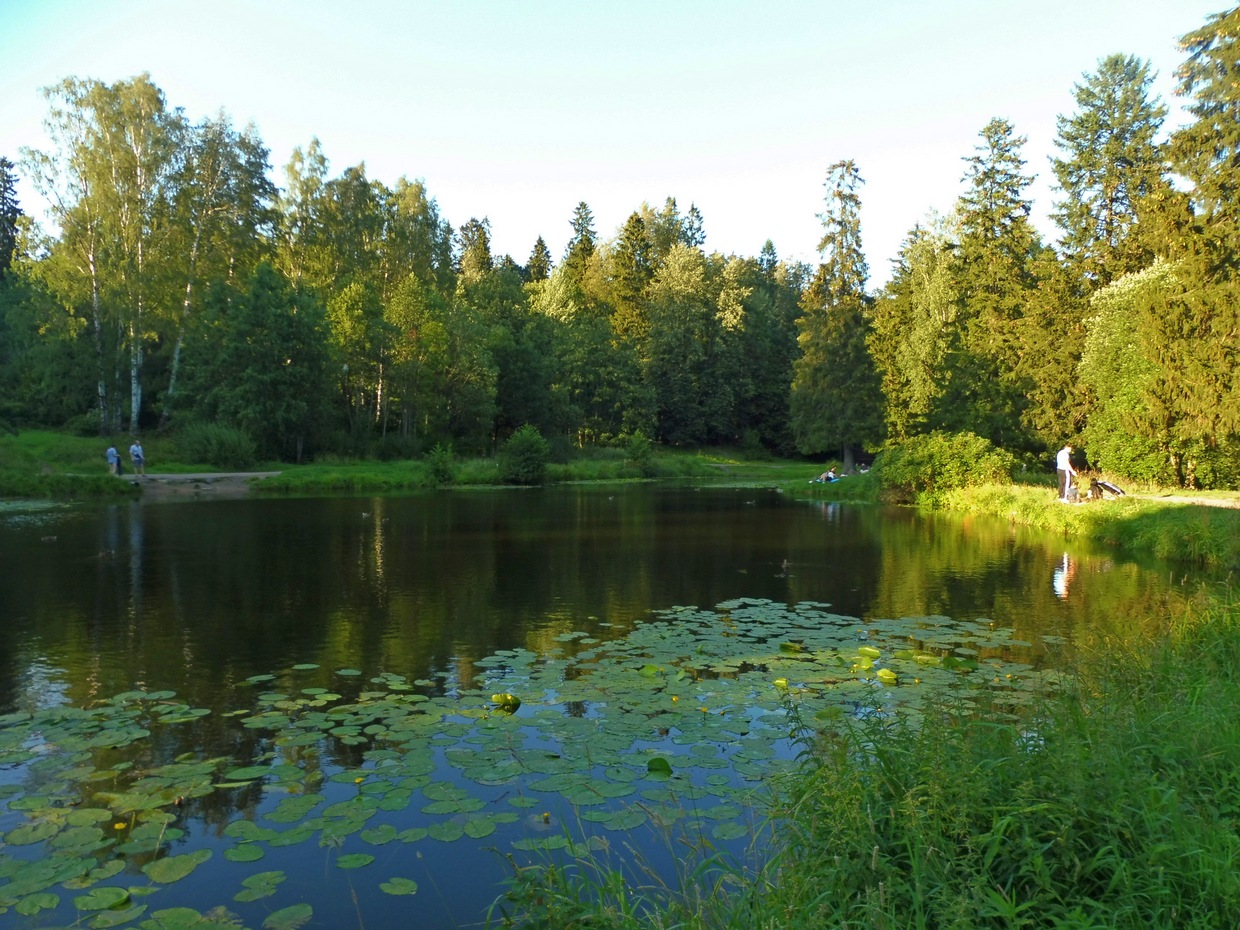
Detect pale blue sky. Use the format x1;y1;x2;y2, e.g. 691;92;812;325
0;0;1224;284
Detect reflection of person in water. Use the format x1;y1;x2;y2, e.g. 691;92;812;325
1053;553;1077;600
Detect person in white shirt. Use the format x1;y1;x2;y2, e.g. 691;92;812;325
1056;444;1076;502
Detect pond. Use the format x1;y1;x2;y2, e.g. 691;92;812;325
0;487;1207;929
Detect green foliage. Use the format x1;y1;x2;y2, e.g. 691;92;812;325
174;422;257;469
1051;53;1167;286
427;442;454;485
498;424;550;485
0;156;20;279
623;430;654;477
373;432;417;461
186;264;332;462
791;161;884;460
759;592;1240;930
872;431;1018;504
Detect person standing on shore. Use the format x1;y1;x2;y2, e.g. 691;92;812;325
106;444;119;475
129;439;146;476
1056;443;1076;502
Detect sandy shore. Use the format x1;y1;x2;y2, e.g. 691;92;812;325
125;472;281;500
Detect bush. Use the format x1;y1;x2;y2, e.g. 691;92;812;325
624;430;655;477
872;431;1017;505
498;425;550;485
427;443;455;486
174;422;257;469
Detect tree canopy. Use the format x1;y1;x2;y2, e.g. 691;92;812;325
2;7;1239;488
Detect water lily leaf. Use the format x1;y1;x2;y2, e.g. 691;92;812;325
263;903;313;930
138;907;237;929
361;824;398;845
647;757;673;776
335;668;362;677
5;821;59;845
379;877;418;896
15;892;59;916
335;853;374;869
490;692;521;712
224;844;265;862
426;820;465;842
224;765;269;780
234;871;285;902
463;816;496;838
74;886;130;911
711;821;750;841
142;849;211;884
292;664;319;670
90;903;148;927
224;821;278;843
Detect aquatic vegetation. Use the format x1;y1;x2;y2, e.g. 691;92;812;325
0;601;1056;927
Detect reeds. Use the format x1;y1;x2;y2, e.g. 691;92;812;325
493;587;1240;929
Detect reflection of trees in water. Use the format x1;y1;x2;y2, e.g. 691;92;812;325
1;491;1210;775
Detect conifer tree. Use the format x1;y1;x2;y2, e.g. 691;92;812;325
954;118;1044;450
610;212;653;344
456;217;493;286
758;240;778;276
562;201;596;285
526;236;551;282
683;203;706;248
1052;54;1168;287
0;156;20;280
790;160;883;467
1170;7;1240;240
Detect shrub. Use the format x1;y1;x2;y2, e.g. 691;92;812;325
498;425;550;485
624;430;655;477
872;431;1017;505
174;422;257;469
427;442;455;486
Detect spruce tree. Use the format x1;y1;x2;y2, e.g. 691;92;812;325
954;118;1043;450
1052;54;1168;287
0;157;20;280
1170;7;1240;241
526;236;551;282
610;212;653;343
456;217;493;286
683;203;706;248
562;201;596;285
789;160;883;466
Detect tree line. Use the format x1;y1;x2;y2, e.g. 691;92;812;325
0;7;1237;487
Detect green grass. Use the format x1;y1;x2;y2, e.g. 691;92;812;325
940;483;1240;568
493;587;1240;930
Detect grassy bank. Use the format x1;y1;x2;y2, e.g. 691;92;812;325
939;483;1240;569
5;429;1238;571
493;587;1240;929
0;429;816;497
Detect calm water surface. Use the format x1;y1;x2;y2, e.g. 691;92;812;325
0;487;1206;928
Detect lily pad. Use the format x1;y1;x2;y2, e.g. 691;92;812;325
263;903;314;930
143;849;211;884
379;877;419;895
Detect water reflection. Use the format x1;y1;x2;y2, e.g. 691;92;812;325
0;489;1220;930
0;489;1213;719
1053;553;1077;600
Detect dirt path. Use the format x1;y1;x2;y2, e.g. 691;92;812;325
126;472;280;500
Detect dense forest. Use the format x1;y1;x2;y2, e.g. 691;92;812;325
0;8;1237;487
